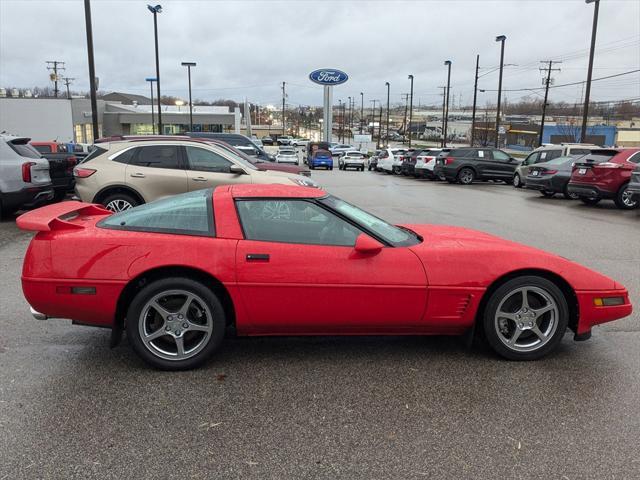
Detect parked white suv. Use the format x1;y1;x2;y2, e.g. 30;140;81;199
0;135;53;217
415;148;444;179
338;151;366;171
378;148;408;174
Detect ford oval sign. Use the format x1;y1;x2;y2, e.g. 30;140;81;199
309;69;349;86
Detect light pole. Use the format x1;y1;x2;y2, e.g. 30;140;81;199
385;82;390;147
470;54;479;146
83;0;99;141
360;92;364;133
407;75;414;148
147;4;163;134
181;62;196;132
145;77;157;134
581;0;600;143
444;61;452;148
495;35;506;147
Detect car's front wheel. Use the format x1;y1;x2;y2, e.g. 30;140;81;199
483;276;568;361
126;277;226;370
513;173;522;188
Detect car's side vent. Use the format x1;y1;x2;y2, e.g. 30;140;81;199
456;295;472;317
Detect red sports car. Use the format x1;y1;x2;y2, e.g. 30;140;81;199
18;185;632;370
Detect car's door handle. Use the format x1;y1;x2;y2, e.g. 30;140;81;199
130;172;145;178
192;176;208;182
246;253;270;262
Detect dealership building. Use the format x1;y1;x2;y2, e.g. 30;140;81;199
0;92;242;143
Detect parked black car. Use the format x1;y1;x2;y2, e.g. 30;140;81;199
524;156;580;199
628;165;640;201
261;136;274;146
30;142;80;201
433;147;520;184
400;149;423;176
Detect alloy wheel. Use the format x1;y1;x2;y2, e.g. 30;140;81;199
105;199;133;212
494;286;559;353
138;289;213;361
621;189;638;208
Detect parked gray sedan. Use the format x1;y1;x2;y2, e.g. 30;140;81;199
524;156;580;199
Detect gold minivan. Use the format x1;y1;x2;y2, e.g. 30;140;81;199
74;138;318;211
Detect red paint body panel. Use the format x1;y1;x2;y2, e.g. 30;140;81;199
19;185;633;341
569;149;640;196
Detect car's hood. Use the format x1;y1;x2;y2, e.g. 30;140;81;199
402;224;617;290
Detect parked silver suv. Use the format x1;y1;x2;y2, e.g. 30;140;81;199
0;135;53;217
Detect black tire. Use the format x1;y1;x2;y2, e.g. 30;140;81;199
541;190;555;198
513;173;522;188
614;183;639;210
329;167;333;170
126;277;226;370
457;167;475;185
563;183;579;200
580;196;600;206
483;276;569;361
101;191;140;212
368;165;372;171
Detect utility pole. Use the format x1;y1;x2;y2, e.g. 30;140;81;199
370;99;378;143
83;0;99;141
46;61;65;98
338;99;343;142
539;60;562;147
282;81;286;135
385;82;390;147
470;54;480;146
408;75;414;147
581;0;600;142
443;62;452;150
495;35;507;147
401;93;409;145
360;92;364;133
439;86;447;147
62;77;75;99
378;105;383;149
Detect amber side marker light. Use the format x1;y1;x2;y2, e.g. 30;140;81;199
594;297;625;307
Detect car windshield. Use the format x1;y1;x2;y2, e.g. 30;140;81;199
319;195;421;247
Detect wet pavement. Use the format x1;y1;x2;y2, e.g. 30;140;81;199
1;169;638;479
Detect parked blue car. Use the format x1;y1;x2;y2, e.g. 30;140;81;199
309;149;334;170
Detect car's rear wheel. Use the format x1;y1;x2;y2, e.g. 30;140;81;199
483;276;568;361
614;183;639;210
102;192;140;212
457;168;475;185
563;183;579;200
126;277;226;370
580;196;600;206
513;173;522;188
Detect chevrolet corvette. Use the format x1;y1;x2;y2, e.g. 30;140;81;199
18;185;632;370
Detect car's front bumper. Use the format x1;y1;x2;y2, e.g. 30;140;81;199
575;288;633;336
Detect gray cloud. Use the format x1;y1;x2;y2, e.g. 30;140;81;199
1;0;638;108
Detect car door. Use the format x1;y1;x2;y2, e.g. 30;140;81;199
520;152;539;177
125;145;188;202
234;198;428;334
487;149;516;178
184;145;250;191
469;149;492;177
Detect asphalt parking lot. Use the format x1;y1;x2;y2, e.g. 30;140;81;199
1;170;639;479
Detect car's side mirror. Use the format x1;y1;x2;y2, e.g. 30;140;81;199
230;164;246;175
354;234;383;254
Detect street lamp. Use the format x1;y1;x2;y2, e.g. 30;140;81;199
181;61;196;132
83;0;99;142
145;77;157;134
385;82;390;147
443;61;452;147
495;34;506;147
147;4;163;134
581;0;600;143
407;75;414;147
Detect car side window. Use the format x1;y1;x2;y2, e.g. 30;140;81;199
186;146;233;173
236;199;363;247
523;152;538;166
99;189;213;236
540;150;562;161
112;147;138;164
627;152;640;164
492;150;511;162
130;146;181;169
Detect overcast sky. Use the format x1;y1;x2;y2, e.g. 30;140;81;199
1;0;638;109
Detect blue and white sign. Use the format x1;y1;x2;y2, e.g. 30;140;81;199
309;69;349;86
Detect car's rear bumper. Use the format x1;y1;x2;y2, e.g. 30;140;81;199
525;176;564;193
433;164;456;180
343;162;364;168
1;185;54;211
310;160;333;168
567;183;615;199
575;288;633;336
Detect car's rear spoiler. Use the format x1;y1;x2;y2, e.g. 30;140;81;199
16;201;111;232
